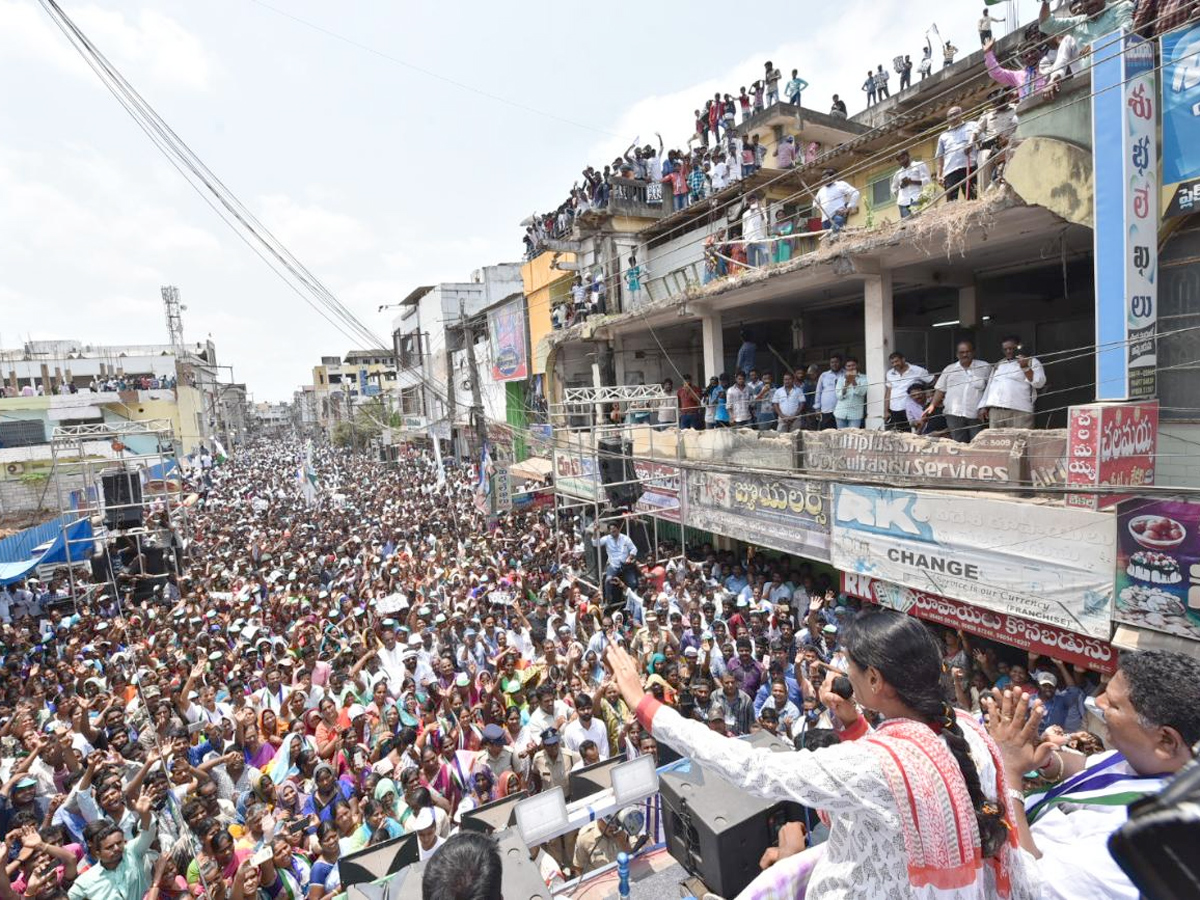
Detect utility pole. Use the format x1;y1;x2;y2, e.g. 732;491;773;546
442;328;457;458
460;299;488;457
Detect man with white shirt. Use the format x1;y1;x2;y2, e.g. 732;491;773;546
815;355;844;430
772;371;805;432
926;340;992;442
883;351;929;431
251;666;289;714
935;106;980;201
814;168;860;233
562;693;611;759
979;335;1046;429
726;371;753;427
890;150;931;219
376;620;409;696
741;195;768;268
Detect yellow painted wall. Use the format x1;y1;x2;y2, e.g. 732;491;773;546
172;387;206;454
522;252;575;376
847;136;940;227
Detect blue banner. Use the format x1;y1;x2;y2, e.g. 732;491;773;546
1161;23;1200;216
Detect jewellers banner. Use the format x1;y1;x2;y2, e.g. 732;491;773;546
831;485;1116;638
842;573;1117;673
685;471;830;562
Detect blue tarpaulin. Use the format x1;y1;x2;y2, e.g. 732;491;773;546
0;517;93;585
142;459;179;483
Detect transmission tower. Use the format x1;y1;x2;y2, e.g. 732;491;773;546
162;285;185;350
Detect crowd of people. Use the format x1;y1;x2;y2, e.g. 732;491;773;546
3;375;178;398
638;331;1046;439
0;433;1194;900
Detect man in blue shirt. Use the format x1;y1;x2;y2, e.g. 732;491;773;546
1036;669;1085;734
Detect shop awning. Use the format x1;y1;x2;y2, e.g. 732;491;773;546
509;456;553;481
1112;624;1200;660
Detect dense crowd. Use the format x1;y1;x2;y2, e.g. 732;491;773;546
0;436;1196;900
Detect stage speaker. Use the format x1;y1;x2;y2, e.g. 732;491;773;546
339;833;418;887
101;470;143;529
144;546;168;575
355;828;551;900
659;731;804;898
568;755;627;803
459;791;528;834
598;437;643;508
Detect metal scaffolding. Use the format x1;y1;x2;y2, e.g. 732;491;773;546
549;385;683;601
48;419;191;609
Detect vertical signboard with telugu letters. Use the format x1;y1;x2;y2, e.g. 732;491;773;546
1093;32;1157;401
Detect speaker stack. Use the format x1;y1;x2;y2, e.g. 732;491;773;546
100;470;143;530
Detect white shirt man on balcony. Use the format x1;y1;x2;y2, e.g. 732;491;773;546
926;340;992;443
979;335;1046;429
890;149;931;219
814;168;860;233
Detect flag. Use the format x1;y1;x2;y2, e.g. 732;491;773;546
297;441;319;506
478;443;493;495
430;426;446;491
212;439;229;464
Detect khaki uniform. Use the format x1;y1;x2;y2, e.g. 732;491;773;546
474;746;516;778
532;746;580;868
572;820;625;874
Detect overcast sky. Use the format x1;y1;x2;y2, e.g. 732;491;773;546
0;0;1019;401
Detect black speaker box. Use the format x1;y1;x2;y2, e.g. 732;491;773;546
659;730;804;898
101;470;143;529
597;437;643;508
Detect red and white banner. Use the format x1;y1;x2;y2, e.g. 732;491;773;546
842;573;1117;673
1066;400;1158;509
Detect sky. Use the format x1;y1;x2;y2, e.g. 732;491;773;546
0;0;1023;401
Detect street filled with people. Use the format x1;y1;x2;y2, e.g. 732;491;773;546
0;439;1196;900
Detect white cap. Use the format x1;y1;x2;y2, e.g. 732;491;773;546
412;807;435;831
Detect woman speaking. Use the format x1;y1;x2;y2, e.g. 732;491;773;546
606;610;1035;899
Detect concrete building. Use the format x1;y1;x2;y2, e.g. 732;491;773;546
526;18;1200;662
310;349;397;432
391;263;525;456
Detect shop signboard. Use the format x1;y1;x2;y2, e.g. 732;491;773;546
1066;401;1159;509
842;574;1117;673
1092;31;1158;400
831;485;1116;638
553;448;600;501
1115;498;1200;640
488;298;529;382
803;429;1025;484
632;459;681;522
1161;22;1200;217
685;471;830;562
512;489;554;512
491;463;512;514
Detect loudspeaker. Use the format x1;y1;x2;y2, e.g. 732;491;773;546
659;731;804;898
459;791;528;834
598;437;643;508
101;470;143;529
568;755;627;802
339;833;418;887
144;546;168;575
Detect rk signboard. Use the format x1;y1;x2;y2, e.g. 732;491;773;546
685;471;830;562
1093;31;1158;400
831;485;1116;638
843;574;1117;673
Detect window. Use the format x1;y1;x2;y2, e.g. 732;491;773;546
869;169;897;208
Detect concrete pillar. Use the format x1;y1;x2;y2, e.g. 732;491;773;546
958;285;978;328
39;364;51;392
864;272;895;429
612;336;627;386
701;312;725;382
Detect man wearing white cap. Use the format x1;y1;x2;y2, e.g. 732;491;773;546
413;807;445;861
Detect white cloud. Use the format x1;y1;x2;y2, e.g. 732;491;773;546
0;2;215;90
255;194;379;268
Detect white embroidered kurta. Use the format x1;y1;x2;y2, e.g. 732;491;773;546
648;706;1036;900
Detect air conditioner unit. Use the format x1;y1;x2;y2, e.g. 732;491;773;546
6;462;25;475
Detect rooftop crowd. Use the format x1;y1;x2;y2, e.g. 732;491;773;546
0;432;1194;900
